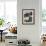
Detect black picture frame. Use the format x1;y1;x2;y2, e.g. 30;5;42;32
22;9;35;25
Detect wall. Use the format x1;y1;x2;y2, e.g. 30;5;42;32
17;0;42;46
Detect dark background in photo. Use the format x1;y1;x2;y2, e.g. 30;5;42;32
29;12;32;15
24;13;29;17
24;12;32;17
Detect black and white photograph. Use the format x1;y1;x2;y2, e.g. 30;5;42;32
22;9;35;25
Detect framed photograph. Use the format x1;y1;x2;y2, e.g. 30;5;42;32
22;9;35;25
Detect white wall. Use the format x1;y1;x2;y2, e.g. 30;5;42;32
17;0;42;46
